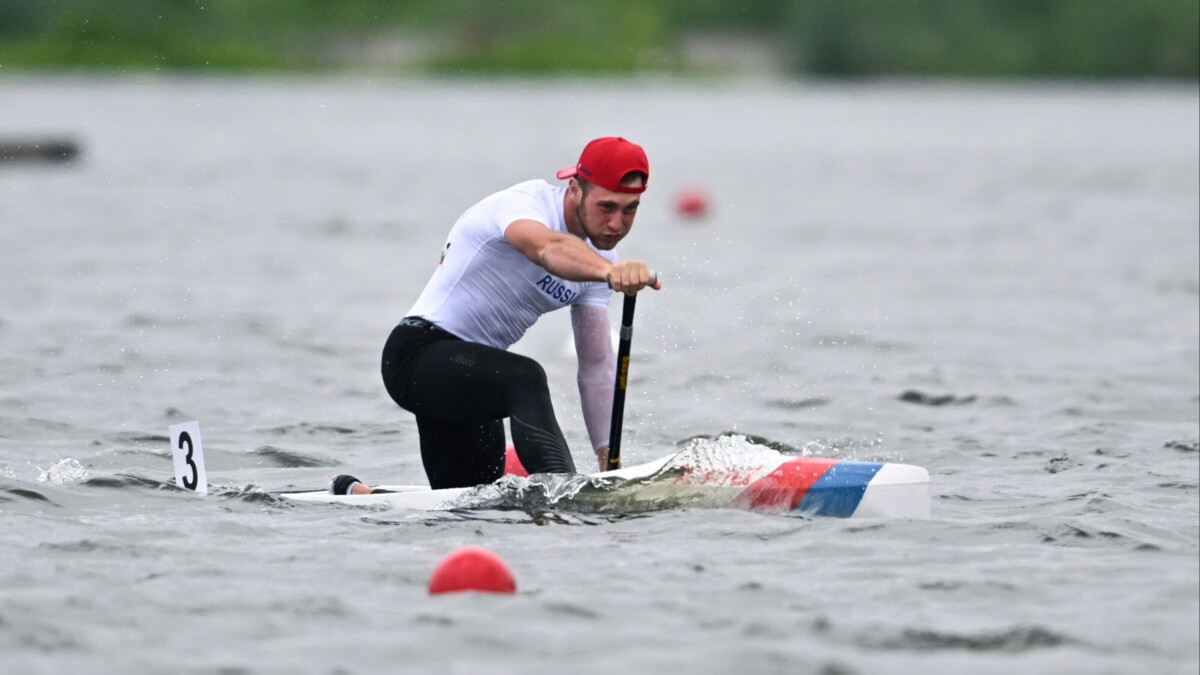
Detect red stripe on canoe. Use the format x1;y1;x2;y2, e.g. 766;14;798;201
730;457;840;513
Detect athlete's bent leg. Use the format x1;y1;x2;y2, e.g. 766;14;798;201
389;333;576;484
417;417;506;489
503;358;576;475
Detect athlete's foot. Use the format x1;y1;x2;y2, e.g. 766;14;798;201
330;474;375;495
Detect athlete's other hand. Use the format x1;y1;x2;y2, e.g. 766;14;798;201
596;445;619;471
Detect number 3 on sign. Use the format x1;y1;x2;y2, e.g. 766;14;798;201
169;421;208;494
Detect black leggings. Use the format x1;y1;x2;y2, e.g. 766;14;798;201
381;320;576;489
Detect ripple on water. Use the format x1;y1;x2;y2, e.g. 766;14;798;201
249;445;339;468
853;624;1086;653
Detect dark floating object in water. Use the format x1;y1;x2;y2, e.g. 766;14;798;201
898;389;977;406
0;137;82;163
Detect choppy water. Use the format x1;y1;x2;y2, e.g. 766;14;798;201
1;76;1197;674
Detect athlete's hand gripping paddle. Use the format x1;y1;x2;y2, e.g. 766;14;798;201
606;270;656;471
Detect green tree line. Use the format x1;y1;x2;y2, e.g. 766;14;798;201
1;0;1195;78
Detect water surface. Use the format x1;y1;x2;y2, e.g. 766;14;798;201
1;76;1197;674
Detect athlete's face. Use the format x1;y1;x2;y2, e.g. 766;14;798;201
574;183;641;251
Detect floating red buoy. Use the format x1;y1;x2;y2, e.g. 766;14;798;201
674;187;710;219
428;547;517;595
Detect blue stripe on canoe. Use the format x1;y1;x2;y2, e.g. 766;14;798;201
793;461;884;517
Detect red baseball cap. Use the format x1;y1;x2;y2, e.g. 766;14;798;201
556;137;649;194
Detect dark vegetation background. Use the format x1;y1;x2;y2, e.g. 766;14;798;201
1;0;1196;78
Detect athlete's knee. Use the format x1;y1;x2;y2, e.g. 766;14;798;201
507;355;550;393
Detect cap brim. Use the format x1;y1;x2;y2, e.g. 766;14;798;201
555;166;578;180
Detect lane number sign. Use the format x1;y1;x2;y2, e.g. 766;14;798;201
169;421;208;494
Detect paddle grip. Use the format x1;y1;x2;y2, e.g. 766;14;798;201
606;269;658;291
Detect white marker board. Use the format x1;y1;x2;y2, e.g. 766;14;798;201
169;421;207;494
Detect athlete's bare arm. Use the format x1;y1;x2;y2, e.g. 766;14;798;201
504;219;659;294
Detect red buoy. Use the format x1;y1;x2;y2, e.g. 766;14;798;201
429;547;517;595
674;187;710;219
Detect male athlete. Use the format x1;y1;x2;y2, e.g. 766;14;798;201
332;137;659;494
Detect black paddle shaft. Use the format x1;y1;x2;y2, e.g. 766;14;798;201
606;293;638;471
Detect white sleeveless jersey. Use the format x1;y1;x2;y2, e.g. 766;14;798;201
406;179;616;349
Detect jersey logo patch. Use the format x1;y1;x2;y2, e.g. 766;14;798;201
536;274;576;304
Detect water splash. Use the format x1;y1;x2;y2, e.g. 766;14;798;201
452;434;789;514
36;458;90;484
676;433;786;465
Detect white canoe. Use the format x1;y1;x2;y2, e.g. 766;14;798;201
280;446;930;519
